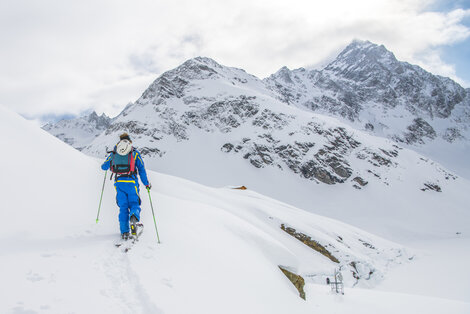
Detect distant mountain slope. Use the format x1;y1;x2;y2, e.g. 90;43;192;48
264;40;470;176
266;41;469;127
42;111;112;150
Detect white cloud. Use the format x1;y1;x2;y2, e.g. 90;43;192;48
0;0;469;120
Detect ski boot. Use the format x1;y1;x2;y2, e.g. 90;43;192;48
121;232;130;240
130;215;138;237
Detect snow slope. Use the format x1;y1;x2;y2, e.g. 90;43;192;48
2;108;470;313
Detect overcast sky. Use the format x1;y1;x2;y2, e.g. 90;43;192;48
1;0;469;122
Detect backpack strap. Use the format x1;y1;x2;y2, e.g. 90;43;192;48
129;152;135;173
111;152;115;173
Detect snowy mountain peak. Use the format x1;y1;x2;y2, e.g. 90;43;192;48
264;40;470;176
135;55;263;109
177;56;253;81
186;56;223;68
137;56;251;105
339;40;395;60
86;111;111;125
324;40;398;76
176;56;223;78
42;111;112;150
270;66;295;84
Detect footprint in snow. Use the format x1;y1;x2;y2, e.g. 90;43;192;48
26;271;44;282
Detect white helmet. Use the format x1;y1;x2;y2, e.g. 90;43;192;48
116;139;132;155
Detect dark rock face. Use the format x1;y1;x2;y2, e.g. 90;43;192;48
139;147;165;157
252;109;292;130
443;127;464;143
106;94;261;147
243;144;274;168
197;96;260;132
365;123;374;131
141;75;189;100
353;177;368;186
221;124;366;184
402;118;437;145
300;160;338;184
221;143;235;153
352;176;368;189
281;224;339;263
421;182;442;192
106;120;148;136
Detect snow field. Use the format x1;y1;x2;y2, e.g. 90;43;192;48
304;283;470;314
2;105;469;314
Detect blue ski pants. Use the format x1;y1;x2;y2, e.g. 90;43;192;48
115;178;141;234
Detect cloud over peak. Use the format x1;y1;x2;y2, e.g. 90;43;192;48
1;0;469;119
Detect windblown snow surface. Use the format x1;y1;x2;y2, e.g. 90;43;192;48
1;105;470;314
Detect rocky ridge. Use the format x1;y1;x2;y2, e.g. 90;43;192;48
264;40;470;147
43;111;112;150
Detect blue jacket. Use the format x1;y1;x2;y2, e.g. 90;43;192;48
101;148;150;186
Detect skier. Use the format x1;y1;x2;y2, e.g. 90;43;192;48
101;133;151;240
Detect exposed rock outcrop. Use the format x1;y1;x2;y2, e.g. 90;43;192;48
281;224;339;263
278;266;306;300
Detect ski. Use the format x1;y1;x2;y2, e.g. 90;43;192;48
115;223;144;253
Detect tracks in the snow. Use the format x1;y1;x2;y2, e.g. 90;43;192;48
101;237;162;314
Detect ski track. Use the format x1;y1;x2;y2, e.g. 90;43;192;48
101;241;162;314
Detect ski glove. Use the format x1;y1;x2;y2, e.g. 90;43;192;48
146;183;152;190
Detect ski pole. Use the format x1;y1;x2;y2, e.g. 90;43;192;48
147;187;161;243
96;170;107;223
